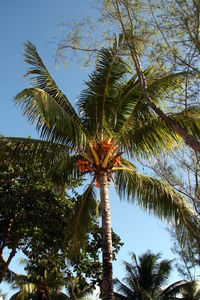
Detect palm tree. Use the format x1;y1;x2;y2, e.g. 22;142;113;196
10;273;94;300
10;269;69;300
10;283;69;300
65;276;94;299
114;251;173;299
0;41;199;299
114;251;200;300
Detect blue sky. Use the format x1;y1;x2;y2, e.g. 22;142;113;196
0;0;183;297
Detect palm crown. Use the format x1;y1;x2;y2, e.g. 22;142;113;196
1;41;199;299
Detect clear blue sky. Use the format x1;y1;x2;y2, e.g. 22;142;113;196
0;0;183;297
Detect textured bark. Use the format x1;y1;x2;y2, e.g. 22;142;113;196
0;241;17;283
100;171;114;300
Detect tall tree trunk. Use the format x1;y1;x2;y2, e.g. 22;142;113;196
99;170;114;300
0;241;18;283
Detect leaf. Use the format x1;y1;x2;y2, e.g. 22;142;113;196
114;167;198;240
15;41;89;148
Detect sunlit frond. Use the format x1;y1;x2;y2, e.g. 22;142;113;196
78;48;130;136
118;115;180;159
15;41;88;148
118;106;200;159
169;106;200;138
114;168;197;238
146;71;186;106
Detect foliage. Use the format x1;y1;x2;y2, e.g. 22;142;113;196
0;159;123;290
114;250;200;299
148;148;200;280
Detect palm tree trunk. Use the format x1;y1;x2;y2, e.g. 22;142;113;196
99;170;114;300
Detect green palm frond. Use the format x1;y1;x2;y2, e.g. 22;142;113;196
114;251;174;300
47;154;82;187
0;136;69;162
78;48;130;136
118;105;200;159
114;168;197;238
114;278;135;299
70;182;98;254
15;41;88;148
146;71;186;105
111;69;186;136
118;115;180;159
10;283;37;300
169;106;200;138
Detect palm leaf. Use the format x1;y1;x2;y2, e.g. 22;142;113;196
146;70;186;106
114;168;197;239
118;105;200;159
0;137;73;175
10;283;37;300
15;41;88;148
78;48;130;136
70;182;98;254
47;154;83;187
114;278;135;299
118;114;179;159
111;69;186;136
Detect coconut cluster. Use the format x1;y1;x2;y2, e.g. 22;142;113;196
76;138;122;187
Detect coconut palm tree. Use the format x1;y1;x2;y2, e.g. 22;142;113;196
65;276;94;299
0;41;199;299
10;269;68;300
114;251;200;300
114;251;173;299
10;283;69;300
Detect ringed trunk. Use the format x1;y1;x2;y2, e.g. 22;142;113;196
99;170;114;300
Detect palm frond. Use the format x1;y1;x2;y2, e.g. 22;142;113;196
161;280;188;299
114;168;198;239
70;182;98;254
15;41;88;148
112;69;186;136
169;105;200;139
146;71;186;106
0;137;70;166
47;154;83;188
78;48;130;136
118;105;200;159
118;115;180;159
10;283;37;300
114;278;135;299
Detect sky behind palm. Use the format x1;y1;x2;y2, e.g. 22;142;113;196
0;0;183;297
